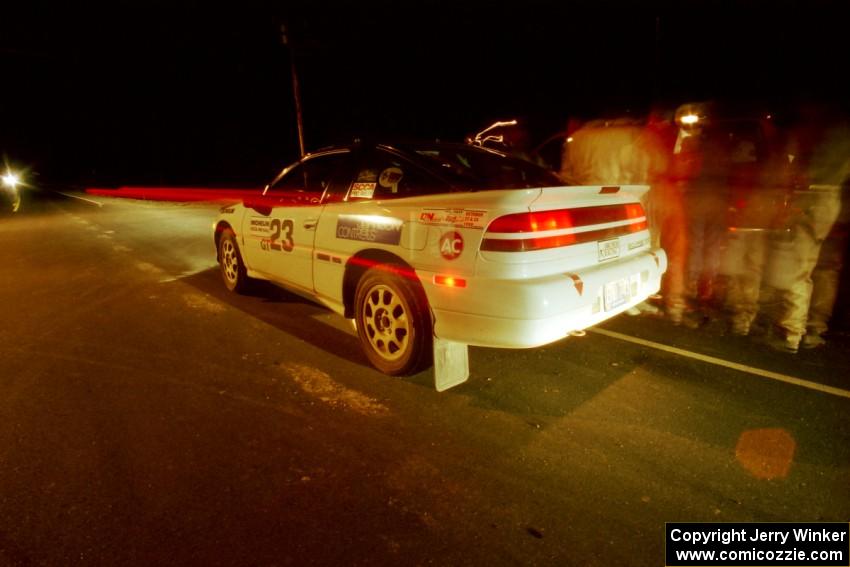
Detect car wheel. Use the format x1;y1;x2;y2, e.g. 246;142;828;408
354;266;433;376
218;229;252;293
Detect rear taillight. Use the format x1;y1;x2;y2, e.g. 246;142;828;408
481;203;647;252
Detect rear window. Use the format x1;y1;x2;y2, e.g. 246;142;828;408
412;146;564;190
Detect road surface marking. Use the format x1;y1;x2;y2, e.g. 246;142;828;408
589;327;850;400
55;191;104;207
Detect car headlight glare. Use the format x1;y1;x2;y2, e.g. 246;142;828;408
2;172;20;188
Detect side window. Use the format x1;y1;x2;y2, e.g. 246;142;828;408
347;150;448;201
267;163;307;193
267;152;352;203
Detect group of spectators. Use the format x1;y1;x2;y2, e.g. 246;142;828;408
547;101;849;353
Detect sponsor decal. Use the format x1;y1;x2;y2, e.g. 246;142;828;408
627;237;650;250
378;167;404;193
250;216;294;252
419;208;486;229
336;215;402;245
439;231;464;260
219;206;235;214
350;182;376;199
249;216;272;235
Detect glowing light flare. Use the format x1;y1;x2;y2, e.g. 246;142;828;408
433;275;467;288
680;113;700;126
86;187;259;202
471;119;519;146
624;203;645;219
2;172;20;188
347;256;419;282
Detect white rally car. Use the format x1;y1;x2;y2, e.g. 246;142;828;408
214;142;666;390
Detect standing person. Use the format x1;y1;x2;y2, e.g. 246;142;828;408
721;115;788;336
560;116;648;186
804;208;849;348
761;104;849;352
560;111;688;322
644;109;689;323
680;108;731;313
799;114;850;348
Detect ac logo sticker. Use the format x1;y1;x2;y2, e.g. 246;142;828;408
439;231;463;260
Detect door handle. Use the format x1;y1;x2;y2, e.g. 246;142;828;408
303;218;319;230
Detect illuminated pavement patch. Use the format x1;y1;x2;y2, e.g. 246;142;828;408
134;261;165;275
735;428;797;480
183;293;227;314
279;362;389;416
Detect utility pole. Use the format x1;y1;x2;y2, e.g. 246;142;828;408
653;15;662;99
281;23;306;158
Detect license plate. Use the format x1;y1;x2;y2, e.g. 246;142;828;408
598;238;620;262
604;277;631;311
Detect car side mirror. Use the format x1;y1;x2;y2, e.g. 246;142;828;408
243;197;272;216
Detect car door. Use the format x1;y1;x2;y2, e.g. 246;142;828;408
312;148;454;304
245;151;351;292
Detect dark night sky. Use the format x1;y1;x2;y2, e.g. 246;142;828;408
2;1;849;186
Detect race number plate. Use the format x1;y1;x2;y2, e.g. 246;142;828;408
598;238;620;262
604;277;631;311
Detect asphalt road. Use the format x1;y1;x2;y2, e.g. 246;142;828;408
1;190;848;566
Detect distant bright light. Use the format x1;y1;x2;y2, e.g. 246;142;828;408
566;136;574;143
2;172;19;188
766;114;772;120
680;113;700;126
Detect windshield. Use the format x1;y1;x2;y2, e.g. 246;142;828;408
411;145;564;190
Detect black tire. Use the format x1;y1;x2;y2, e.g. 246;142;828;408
354;265;433;376
218;228;252;293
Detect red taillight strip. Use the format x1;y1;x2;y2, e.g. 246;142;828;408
486;204;645;234
481;220;647;252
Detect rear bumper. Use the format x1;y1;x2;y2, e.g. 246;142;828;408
427;249;666;348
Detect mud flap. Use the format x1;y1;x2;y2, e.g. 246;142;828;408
433;337;469;392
